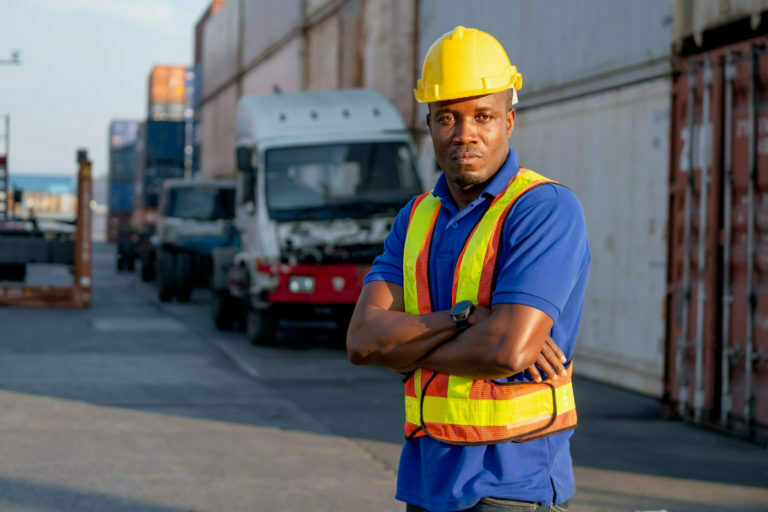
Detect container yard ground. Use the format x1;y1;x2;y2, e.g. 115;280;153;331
0;243;764;512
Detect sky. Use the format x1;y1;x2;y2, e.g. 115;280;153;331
0;0;210;178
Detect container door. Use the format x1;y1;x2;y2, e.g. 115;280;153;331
667;36;768;442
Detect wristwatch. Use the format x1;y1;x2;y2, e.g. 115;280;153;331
450;300;475;333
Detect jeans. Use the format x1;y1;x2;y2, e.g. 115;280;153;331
406;498;569;512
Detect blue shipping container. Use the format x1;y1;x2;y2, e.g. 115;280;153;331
109;147;136;183
109;182;134;214
145;121;185;164
109;120;140;150
143;165;185;208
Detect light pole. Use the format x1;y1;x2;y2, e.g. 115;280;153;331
0;50;21;66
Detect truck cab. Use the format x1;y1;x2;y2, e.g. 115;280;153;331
212;89;422;343
155;178;237;302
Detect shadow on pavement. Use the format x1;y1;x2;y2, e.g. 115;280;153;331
0;476;194;512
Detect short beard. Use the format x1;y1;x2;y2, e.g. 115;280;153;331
453;168;488;189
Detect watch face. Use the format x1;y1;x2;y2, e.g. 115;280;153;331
450;300;473;319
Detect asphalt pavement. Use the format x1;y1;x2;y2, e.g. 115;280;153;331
0;242;766;512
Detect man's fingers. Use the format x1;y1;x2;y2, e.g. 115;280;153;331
542;341;567;377
527;364;542;383
536;354;558;381
546;336;567;363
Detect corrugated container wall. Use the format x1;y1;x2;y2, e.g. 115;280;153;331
514;79;671;396
666;34;768;443
419;0;673;109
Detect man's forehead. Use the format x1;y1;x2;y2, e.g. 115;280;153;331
431;92;505;112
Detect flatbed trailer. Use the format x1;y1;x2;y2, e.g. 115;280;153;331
0;150;92;308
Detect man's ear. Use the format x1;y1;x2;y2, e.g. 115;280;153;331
506;109;516;138
426;112;432;130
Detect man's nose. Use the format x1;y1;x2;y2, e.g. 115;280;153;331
452;117;479;145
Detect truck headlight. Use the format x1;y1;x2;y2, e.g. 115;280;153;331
289;276;315;294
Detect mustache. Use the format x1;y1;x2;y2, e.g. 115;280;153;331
450;146;484;159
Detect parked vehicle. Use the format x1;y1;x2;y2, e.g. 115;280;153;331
116;120;186;278
154;178;237;303
211;89;422;343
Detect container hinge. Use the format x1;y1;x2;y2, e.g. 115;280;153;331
722;293;734;305
703;64;713;86
726;170;735;183
721;394;732;417
751;346;768;368
724;62;737;81
728;345;743;364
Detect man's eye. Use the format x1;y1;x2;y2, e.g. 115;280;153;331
477;114;492;121
439;115;454;123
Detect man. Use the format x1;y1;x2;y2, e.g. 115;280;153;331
347;26;590;512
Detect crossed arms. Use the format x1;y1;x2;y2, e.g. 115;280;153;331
346;280;567;381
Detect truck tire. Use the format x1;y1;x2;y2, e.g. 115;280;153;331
157;251;177;302
125;250;136;272
176;253;192;303
247;307;277;346
141;257;154;282
211;290;239;330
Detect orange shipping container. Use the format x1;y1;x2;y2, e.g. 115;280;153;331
149;65;187;105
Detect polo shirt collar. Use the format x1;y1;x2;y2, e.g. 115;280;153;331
432;148;520;207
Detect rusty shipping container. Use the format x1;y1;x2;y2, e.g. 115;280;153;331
148;65;188;121
666;34;768;443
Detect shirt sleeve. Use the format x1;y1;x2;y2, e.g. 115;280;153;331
491;184;590;322
363;196;417;287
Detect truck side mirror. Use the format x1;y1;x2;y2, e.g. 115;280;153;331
236;146;253;173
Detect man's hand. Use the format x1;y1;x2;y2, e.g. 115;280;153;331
526;336;568;382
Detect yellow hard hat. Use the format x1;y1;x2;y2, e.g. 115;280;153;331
414;26;522;104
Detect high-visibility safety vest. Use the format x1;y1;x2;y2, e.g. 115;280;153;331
402;168;578;445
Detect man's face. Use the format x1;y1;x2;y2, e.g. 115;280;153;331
427;91;515;189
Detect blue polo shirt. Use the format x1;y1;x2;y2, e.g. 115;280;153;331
364;148;591;511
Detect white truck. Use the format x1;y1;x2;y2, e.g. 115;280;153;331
211;89;423;343
154;179;237;303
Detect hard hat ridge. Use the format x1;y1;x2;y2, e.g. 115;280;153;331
414;25;522;105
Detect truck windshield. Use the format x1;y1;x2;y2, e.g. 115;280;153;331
165;187;235;220
265;142;422;221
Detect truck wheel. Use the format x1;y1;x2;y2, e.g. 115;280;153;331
176;253;192;303
141;257;154;281
211;291;237;330
125;250;136;272
157;251;177;302
247;307;277;346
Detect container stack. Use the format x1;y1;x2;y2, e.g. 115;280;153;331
147;65;188;122
107;120;139;242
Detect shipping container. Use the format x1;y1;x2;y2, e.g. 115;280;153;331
195;0;227;65
108;146;136;184
240;0;302;69
674;0;768;54
241;36;302;96
666;34;768;442
306;13;341;91
514;78;671;397
106;212;131;243
133;121;186;211
200;83;238;179
109;120;140;150
108;182;133;214
418;0;673;109
202;0;239;99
